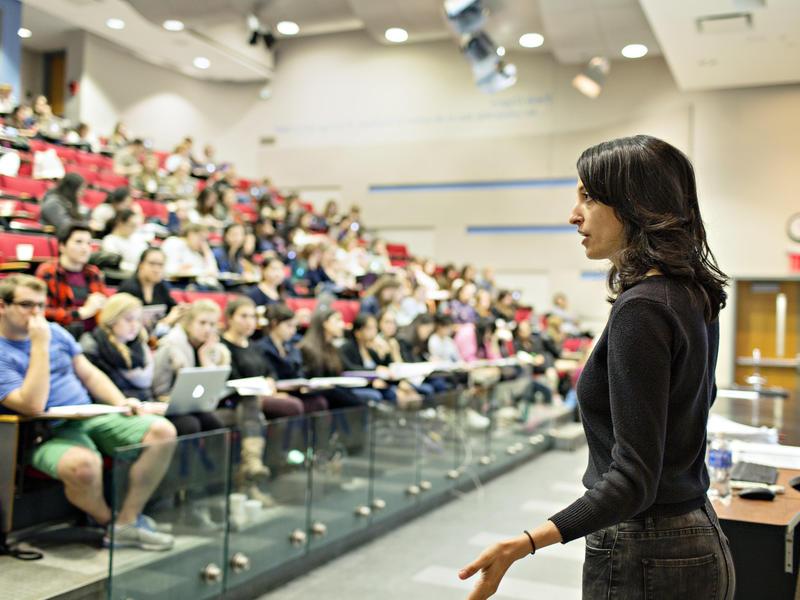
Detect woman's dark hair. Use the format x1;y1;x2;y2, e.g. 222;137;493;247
223;222;245;260
475;317;497;343
51;172;85;217
577;135;728;321
105;187;130;206
434;313;454;328
265;303;295;330
351;313;376;341
224;295;255;323
298;308;343;375
398;313;435;354
109;208;137;232
135;246;164;275
196;188;217;216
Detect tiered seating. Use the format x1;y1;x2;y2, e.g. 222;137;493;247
0;231;57;261
0;175;51;200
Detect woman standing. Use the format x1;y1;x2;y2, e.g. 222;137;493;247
460;135;734;599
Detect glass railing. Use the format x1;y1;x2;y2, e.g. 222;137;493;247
107;377;566;597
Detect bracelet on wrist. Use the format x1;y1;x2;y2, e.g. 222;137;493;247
523;530;536;555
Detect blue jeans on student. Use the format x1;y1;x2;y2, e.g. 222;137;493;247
582;498;735;599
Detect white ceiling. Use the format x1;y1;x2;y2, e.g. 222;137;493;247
19;0;800;90
640;0;800;91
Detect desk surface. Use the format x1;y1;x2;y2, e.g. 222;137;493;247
714;468;800;526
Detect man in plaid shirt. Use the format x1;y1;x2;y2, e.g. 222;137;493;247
35;221;108;337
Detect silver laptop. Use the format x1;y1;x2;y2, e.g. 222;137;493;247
166;366;232;416
141;304;167;331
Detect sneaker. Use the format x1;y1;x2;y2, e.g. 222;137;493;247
466;408;490;431
139;514;173;534
104;515;175;551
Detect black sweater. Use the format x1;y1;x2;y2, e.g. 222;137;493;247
549;276;718;543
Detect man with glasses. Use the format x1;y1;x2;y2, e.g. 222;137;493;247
35;221;109;338
0;274;176;550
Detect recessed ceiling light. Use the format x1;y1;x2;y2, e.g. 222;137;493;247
496;46;506;57
193;56;211;69
276;21;300;36
519;33;544;48
106;18;126;30
385;27;409;43
17;27;32;39
621;43;648;58
163;20;185;32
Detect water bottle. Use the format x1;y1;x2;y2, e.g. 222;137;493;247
707;434;732;501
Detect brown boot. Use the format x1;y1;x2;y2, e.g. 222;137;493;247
239;436;270;480
245;482;276;508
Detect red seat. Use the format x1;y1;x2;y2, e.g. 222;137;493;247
386;243;409;259
75;151;113;171
53;146;78;163
332;300;360;325
0;199;41;220
27;139;53;153
514;308;532;323
153;151;169;170
95;171;128;189
181;291;232;313
236;178;253;192
65;165;98;185
0;232;58;261
286;297;317;313
0;175;51;200
136;199;169;223
232;204;257;223
81;189;107;209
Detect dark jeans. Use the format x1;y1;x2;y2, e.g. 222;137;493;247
583;498;735;599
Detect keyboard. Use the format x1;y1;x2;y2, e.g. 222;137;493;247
731;461;779;485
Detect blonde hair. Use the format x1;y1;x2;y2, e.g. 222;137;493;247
181;299;221;327
97;293;146;368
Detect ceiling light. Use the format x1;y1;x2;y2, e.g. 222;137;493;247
496;46;506;57
621;43;648;58
519;33;544;48
106;18;126;30
276;21;299;36
163;20;185;32
572;56;610;98
17;27;32;39
385;27;409;43
193;56;211;70
444;0;486;35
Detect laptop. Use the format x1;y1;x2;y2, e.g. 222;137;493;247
141;304;167;331
166;366;232;416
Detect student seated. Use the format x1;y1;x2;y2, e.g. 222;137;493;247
117;247;187;335
36;221;109;338
101;209;150;272
89;187;139;236
359;275;401;318
0;275;176;550
79;293;155;401
152;299;228;435
40;173;85;231
428;314;461;363
160;223;220;289
246;255;295;307
396;313;436;363
298;308;382;408
213;223;255;277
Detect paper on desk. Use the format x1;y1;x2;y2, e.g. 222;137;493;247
730;440;800;470
707;413;778;444
41;404;128;418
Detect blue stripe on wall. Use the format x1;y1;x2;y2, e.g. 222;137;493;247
466;225;575;234
369;177;578;193
580;271;607;280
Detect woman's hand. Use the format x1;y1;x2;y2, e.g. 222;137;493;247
459;535;531;600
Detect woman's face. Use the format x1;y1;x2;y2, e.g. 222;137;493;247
416;323;435;342
186;311;218;346
356;318;378;344
517;319;531;338
379;312;397;338
225;225;245;249
228;304;257;338
569;180;625;262
111;308;143;342
139;251;165;283
223;188;237;207
458;283;476;304
323;312;345;340
263;259;285;286
272;318;297;342
476;289;491;309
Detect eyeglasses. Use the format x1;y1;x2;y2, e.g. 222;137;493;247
12;300;45;311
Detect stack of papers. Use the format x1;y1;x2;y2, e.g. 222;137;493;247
39;404;128;419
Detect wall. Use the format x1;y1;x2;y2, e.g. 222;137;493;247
74;30;800;384
0;0;21;95
19;47;44;101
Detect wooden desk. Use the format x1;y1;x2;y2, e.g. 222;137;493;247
0;415;21;533
713;468;800;599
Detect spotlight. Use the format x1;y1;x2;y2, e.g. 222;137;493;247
572;56;610;98
462;31;500;80
444;0;486;35
247;14;276;50
477;62;517;93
